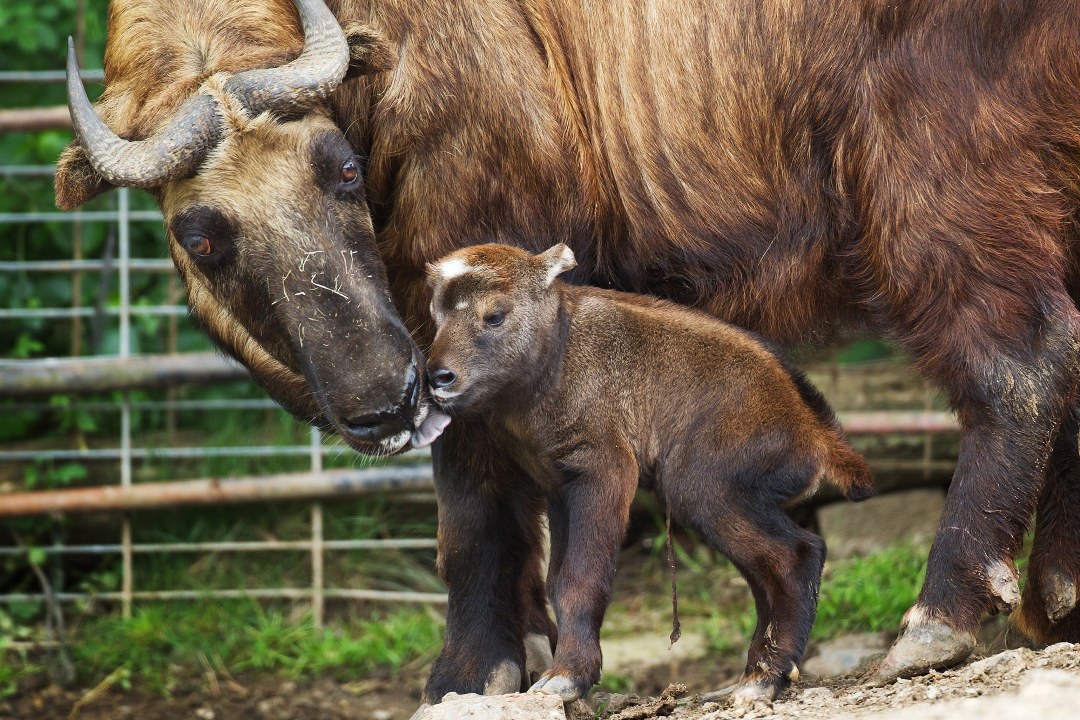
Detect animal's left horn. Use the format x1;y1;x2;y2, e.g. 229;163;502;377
66;38;223;189
225;0;349;116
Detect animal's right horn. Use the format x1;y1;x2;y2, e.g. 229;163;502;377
66;37;223;189
224;0;349;116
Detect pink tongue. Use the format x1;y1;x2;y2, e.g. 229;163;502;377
410;409;452;449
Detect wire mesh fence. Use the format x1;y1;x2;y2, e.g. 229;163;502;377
0;68;444;626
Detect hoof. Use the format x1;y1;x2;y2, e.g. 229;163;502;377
867;619;976;686
524;632;555;686
529;672;588;702
731;680;778;706
484;658;523;695
988;560;1021;615
1043;566;1078;623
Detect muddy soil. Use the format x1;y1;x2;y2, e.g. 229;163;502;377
13;643;1080;720
0;674;425;720
596;642;1080;720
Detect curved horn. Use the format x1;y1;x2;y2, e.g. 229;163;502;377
66;38;223;189
225;0;349;116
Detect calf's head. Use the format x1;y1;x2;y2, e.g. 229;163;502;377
53;0;429;455
425;243;578;412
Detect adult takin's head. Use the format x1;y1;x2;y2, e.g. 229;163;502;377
424;244;577;412
53;0;429;455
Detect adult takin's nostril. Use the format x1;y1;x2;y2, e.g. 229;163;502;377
343;411;403;443
428;368;457;389
403;362;421;413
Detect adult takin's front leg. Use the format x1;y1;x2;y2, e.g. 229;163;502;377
1014;400;1080;643
530;456;637;702
871;294;1080;683
423;424;555;703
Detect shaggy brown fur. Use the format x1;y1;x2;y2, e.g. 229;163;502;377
425;243;873;701
55;0;1080;703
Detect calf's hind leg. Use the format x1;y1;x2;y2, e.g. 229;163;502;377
672;487;826;703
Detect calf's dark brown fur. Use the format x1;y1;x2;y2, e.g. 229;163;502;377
424;243;874;702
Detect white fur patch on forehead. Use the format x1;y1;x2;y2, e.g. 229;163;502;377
436;257;475;280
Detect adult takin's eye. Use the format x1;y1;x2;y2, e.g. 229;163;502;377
339;157;361;188
485;310;506;328
183;234;213;257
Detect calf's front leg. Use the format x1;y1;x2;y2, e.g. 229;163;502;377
530;463;636;702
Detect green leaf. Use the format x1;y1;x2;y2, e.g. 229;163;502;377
27;546;46;567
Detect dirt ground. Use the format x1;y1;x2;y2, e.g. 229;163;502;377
595;642;1080;720
9;642;1080;720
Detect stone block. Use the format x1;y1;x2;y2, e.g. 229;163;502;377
817;488;945;558
410;692;566;720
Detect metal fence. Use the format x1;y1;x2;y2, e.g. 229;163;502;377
0;69;445;627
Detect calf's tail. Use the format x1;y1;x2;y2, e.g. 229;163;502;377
783;362;875;502
823;432;875;502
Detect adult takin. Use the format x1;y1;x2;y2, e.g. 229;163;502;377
55;0;1080;704
423;243;875;702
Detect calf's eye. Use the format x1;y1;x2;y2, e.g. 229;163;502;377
184;234;213;257
485;311;506;327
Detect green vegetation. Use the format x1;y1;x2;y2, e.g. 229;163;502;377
0;537;936;699
72;603;443;695
813;542;928;639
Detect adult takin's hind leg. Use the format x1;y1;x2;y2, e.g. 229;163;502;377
1014;400;1080;644
870;297;1080;684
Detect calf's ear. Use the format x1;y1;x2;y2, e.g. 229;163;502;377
342;22;397;79
539;244;577;286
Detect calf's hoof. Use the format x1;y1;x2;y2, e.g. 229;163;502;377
529;670;591;702
731;679;779;706
867;617;975;686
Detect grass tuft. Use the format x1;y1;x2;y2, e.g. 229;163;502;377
62;602;443;696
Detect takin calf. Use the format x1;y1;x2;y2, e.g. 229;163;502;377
422;243;874;702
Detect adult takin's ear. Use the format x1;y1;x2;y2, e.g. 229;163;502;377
539;244;577;286
54;141;115;210
342;22;397;79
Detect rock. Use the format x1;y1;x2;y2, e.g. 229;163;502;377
799;687;834;704
373;711;393;720
194;709;215;720
1043;642;1077;655
1019;668;1080;696
967;649;1024;678
816;489;945;558
410;692;566;720
802;633;890;679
